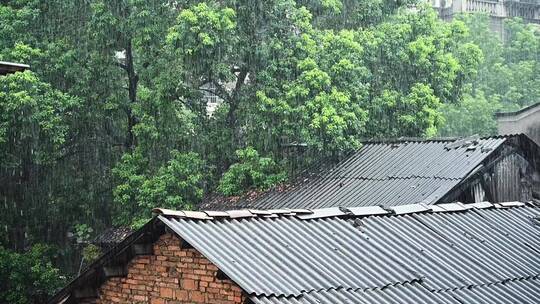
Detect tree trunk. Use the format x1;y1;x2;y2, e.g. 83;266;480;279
124;40;139;150
227;69;248;147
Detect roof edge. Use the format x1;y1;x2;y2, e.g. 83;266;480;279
156;201;531;221
50;200;537;303
0;61;30;75
495;102;540;118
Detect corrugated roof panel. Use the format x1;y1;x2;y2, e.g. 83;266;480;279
159;215;419;297
247;178;459;209
250;283;459;304
357;208;540;291
202;137;508;210
159;205;540;301
447;277;540;304
252;279;540;304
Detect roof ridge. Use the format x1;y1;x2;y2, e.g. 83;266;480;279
315;176;463;181
155;201;530;221
496;102;540;117
357;134;515;144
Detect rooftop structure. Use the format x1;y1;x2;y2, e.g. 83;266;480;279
202;134;540;211
50;201;540;303
432;0;540;34
0;61;29;75
497;102;540;147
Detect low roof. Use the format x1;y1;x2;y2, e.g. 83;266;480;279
92;227;133;247
159;202;540;303
201;135;513;210
496;102;540;119
50;201;540;304
0;61;29;75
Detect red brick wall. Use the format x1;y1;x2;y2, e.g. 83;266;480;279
87;233;246;304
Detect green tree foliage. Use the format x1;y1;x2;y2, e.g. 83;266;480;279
218;147;287;196
0;71;80;251
113;149;205;226
0;71;78;164
0;245;64;304
439;14;540;136
438;92;501;137
362;7;482;137
255;28;370;152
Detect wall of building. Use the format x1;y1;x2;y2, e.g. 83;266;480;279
83;233;246;304
497;104;540;147
486;152;535;202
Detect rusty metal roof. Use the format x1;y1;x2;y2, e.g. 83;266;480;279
201;137;508;210
157;202;540;303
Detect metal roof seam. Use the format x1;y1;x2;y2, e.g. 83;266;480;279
156;202;531;222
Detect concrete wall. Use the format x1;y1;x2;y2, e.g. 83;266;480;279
497;103;540;147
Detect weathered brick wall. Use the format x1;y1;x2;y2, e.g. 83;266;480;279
87;233;246;304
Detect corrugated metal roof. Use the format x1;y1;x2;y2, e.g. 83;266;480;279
250;278;540;304
159;215;420;297
448;277;540;303
356;207;540;292
201;137;508;210
0;61;29;75
250;284;459;304
159;204;540;303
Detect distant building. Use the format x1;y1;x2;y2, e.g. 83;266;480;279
496;102;540;146
432;0;540;34
0;61;29;75
199;82;224;116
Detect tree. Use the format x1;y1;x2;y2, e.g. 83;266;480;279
438;14;540;136
3;1;532;281
218;147;286;196
113;149;205;227
362;7;482;137
438;92;501;137
0;245;65;304
0;71;80;251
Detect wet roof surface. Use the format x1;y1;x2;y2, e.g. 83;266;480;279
201;137;507;210
159;202;540;303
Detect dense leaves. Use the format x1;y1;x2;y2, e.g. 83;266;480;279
113;149;205;226
218;147;287;196
0;245;65;304
0;71;79;166
439;14;540;136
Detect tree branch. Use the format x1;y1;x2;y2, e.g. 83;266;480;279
114;61;128;71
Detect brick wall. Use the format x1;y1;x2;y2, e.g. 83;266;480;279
86;233;246;304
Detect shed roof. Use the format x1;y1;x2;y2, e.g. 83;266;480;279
156;202;540;303
49;201;540;303
496;102;540;119
92;227;133;248
0;61;29;75
201;136;510;210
